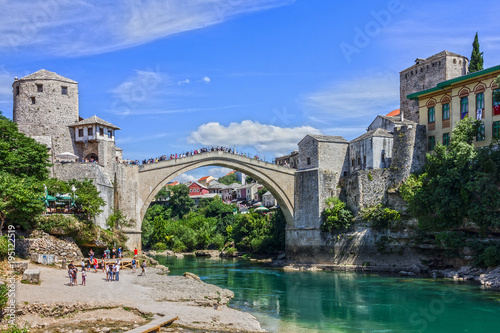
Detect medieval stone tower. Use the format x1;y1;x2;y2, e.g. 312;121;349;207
400;51;468;122
12;69;79;162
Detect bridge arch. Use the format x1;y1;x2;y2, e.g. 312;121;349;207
137;151;296;228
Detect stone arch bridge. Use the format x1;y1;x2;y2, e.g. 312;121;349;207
117;151;296;249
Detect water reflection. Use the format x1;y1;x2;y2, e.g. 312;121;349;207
156;256;500;333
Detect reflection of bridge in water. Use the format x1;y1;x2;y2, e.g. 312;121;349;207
136;151;296;226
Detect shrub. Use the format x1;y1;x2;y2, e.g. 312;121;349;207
320;197;353;233
482;246;500;267
0;235;8;260
435;231;467;257
361;205;401;231
211;233;226;251
154;242;167;251
3;324;30;333
225;247;237;256
0;283;8;312
172;239;187;253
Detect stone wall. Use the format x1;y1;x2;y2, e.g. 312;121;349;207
53;162;114;228
390;124;426;185
13;74;79;160
340;169;390;214
16;230;83;260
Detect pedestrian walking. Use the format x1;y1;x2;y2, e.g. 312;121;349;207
118;246;122;259
112;247;116;259
134;247;138;257
131;258;137;273
93;257;98;273
81;268;87;286
101;258;106;273
88;249;94;262
106;264;113;281
140;260;146;276
115;263;120;281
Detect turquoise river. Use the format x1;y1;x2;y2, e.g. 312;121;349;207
156;256;500;333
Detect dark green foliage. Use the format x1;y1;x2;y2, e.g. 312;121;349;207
70;179;106;220
402;118;500;231
0;283;8;313
361;205;401;231
154;242;167;251
468;32;484;73
106;208;136;230
435;231;467;258
0;172;45;231
142;198;286;254
168;184;194;218
320;197;353;232
154;186;170;200
218;173;240;185
0;235;8;259
0;112;50;181
467;239;500;267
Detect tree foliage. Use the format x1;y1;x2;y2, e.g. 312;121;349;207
106;208;135;230
361;205;401;231
401;117;500;231
218;173;240;185
468;32;484;73
0;112;50;180
0;172;45;231
320;197;353;233
168;184;195;218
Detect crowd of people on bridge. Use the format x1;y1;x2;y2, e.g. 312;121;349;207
66;247;147;286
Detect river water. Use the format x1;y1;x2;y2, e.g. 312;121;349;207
155;255;500;333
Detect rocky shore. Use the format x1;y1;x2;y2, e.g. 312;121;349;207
10;263;265;332
431;266;500;289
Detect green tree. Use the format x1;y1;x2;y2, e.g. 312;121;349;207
257;187;268;201
154;186;170;200
0;172;45;231
169;184;194;218
0;112;50;181
218;173;240;185
468;32;484;73
106;208;135;230
320;197;353;232
402;117;500;231
69;179;106;221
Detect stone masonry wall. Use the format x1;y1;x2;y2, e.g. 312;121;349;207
340;169;390;214
16;230;83;260
13;77;79;159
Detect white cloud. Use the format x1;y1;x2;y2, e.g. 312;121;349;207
177;79;190;85
202;76;211;83
208;167;233;178
0;0;295;56
172;173;197;183
188;120;321;156
302;71;399;123
0;69;13;104
111;69;167;107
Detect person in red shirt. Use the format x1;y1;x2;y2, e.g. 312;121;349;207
93;258;98;273
134;247;138;257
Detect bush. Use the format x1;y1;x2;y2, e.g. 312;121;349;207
435;231;467;257
0;235;8;260
212;233;225;251
2;324;30;333
172;239;187;253
482;246;500;267
154;242;167;251
225;247;237;255
361;205;401;231
321;197;353;233
35;214;81;235
0;283;8;312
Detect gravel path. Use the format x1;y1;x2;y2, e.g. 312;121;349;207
15;263;264;332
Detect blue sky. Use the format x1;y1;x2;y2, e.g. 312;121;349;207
1;0;499;182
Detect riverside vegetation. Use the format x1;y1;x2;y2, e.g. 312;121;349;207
142;184;286;254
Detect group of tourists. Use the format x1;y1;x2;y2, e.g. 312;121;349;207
66;247;148;286
139;146;253;165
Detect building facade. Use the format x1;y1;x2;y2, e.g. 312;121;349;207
408;65;500;150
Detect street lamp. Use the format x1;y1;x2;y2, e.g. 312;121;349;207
71;185;76;212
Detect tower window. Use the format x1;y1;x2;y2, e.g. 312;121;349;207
307;157;311;165
108;130;113;138
357;157;361;165
88;127;93;136
78;128;84;137
30;97;35;104
36;84;43;92
61;86;68;95
363;155;366;165
16;86;19;96
99;127;104;136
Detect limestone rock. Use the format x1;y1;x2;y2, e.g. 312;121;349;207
22;269;40;284
183;272;201;281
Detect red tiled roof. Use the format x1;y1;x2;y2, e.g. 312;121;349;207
166;181;179;187
386;109;400;117
225;171;235;176
199;176;210;181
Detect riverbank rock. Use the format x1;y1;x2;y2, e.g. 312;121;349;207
431;265;500;290
195;250;220;257
16;230;83;260
479;267;500;289
183;272;202;281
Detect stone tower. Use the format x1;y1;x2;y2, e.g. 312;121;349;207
400;51;468;122
12;69;79;161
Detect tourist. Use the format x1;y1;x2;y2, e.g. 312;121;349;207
72;266;78;286
134;247;138;257
105;247;110;259
118;246;122;259
101;258;106;273
140;260;146;276
106;264;112;281
88;249;94;262
86;259;91;270
92;257;98;272
112;247;116;259
68;260;74;279
81;259;85;271
114;263;120;281
131;257;137;273
81;267;87;286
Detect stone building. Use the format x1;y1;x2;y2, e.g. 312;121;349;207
408;64;500;150
400;51;468;122
274;150;299;169
12;69;122;229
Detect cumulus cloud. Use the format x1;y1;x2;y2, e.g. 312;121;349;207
0;0;295;56
202;76;211;83
208;167;233;178
302;71;399;124
177;79;190;85
172;173;197;183
188;120;321;155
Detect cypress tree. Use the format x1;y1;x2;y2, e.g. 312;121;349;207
468;32;484;73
